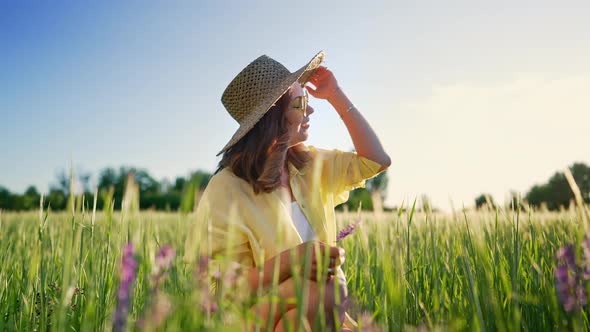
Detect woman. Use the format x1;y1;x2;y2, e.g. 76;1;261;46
184;51;390;331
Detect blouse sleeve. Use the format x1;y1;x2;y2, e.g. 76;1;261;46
183;174;256;274
313;147;384;206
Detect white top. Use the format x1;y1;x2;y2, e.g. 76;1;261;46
291;202;315;242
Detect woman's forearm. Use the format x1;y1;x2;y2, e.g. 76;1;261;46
246;250;291;295
328;87;391;169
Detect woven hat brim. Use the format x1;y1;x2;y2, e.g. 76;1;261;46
216;51;325;156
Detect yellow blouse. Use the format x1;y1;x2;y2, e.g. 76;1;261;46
183;146;383;329
183;145;383;269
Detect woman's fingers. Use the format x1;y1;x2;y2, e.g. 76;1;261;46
304;242;345;267
330;247;345;266
316;69;331;79
336;251;345;266
314;65;328;73
312;248;344;268
310;67;324;77
329;246;344;258
297;242;346;282
309;74;329;87
304;85;319;97
308;268;335;282
313;67;332;80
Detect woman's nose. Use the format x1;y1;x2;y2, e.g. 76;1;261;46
306;105;314;116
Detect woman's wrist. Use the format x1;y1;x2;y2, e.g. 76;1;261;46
247;251;292;294
278;249;293;281
327;87;355;118
326;86;341;103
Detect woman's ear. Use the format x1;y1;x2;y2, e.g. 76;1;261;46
266;138;279;154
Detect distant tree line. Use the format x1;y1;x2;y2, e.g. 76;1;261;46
475;162;590;211
0;167;211;212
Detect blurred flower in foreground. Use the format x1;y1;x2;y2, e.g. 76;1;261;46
155;245;175;272
195;255;218;314
151;245;175;289
555;241;588;312
222;261;242;289
113;243;137;332
193;256;247;315
137;245;176;331
581;233;590;281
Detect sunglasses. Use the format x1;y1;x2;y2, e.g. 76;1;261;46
294;89;310;116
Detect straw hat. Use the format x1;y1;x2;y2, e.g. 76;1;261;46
217;51;325;156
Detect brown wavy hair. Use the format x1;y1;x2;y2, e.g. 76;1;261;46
216;90;311;194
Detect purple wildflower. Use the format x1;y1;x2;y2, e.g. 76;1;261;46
555;244;588;312
113;243;138;332
222;262;242;288
198;255;210;276
136;245;176;330
152;245;176;287
337;218;362;242
581;233;590;280
337;224;356;242
201;296;219;314
156;245;175;271
556;245;576;266
555;264;577;312
194;255;218;315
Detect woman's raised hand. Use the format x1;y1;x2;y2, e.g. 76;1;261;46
305;66;340;101
289;241;345;282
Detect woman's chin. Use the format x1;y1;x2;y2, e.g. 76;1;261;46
288;139;307;148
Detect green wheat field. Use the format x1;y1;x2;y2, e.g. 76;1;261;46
1;200;589;331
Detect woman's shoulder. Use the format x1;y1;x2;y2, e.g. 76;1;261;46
302;144;328;158
305;145;343;161
204;167;253;198
308;144;346;153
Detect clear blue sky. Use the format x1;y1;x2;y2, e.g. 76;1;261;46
1;1;589;210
